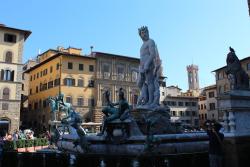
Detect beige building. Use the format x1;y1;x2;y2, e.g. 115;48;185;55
163;86;199;127
198;85;219;126
0;24;31;134
92;52;140;123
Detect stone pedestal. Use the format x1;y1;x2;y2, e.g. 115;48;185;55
218;90;250;167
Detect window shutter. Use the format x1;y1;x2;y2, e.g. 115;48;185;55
0;70;4;80
11;71;15;81
72;79;75;86
64;78;67;85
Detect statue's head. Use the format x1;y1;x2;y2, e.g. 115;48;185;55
138;26;149;41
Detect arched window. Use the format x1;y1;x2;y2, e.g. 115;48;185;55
2;88;10;100
5;51;13;63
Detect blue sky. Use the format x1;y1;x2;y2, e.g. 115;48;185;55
1;0;250;91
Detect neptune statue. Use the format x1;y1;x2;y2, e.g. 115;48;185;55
137;26;162;109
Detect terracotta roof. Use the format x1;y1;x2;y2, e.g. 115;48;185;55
24;52;95;73
0;24;31;40
93;52;140;61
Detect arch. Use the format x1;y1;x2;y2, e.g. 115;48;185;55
2;87;10;99
5;51;13;63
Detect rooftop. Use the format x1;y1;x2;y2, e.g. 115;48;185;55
0;24;31;40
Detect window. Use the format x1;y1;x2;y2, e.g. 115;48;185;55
77;97;84;106
2;88;10;99
36;73;39;79
4;33;16;43
40;71;43;77
103;64;110;79
171;101;176;106
2;103;8;110
79;64;84;71
30;89;32;95
50;66;53;73
247;63;250;71
208;91;215;98
64;78;75;86
205;113;207;119
66;96;72;103
204;104;206;109
43;69;47;76
43;100;47;108
88;80;94;87
34;102;38;110
43;83;47;90
209;103;216;110
48;81;53;89
22;84;24;91
40;83;43;91
33;74;36;80
39;100;42;108
30;75;32;81
0;70;14;81
178;102;183;106
201;104;203;110
88;98;95;107
36;86;38;93
131;70;138;82
78;79;84;87
54;78;60;86
68;62;73;69
192;111;196;116
117;66;125;80
5;51;13;63
56;63;60;70
172;111;176;116
186;111;190;116
185;102;191;106
89;65;94;72
192;102;197;106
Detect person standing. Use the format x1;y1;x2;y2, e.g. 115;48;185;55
206;121;224;167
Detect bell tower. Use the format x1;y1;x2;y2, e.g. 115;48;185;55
187;64;199;90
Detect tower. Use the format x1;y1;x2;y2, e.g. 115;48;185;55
187;64;199;90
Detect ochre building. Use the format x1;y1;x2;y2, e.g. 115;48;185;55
24;47;95;132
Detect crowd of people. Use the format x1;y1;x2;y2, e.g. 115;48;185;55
0;129;51;144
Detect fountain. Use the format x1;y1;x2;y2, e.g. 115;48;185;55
47;27;208;157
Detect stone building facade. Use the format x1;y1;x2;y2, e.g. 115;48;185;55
92;52;140;123
0;24;31;133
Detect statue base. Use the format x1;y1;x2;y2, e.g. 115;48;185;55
131;106;180;135
218;90;250;167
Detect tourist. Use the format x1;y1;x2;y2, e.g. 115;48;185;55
12;130;19;141
206;120;224;167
